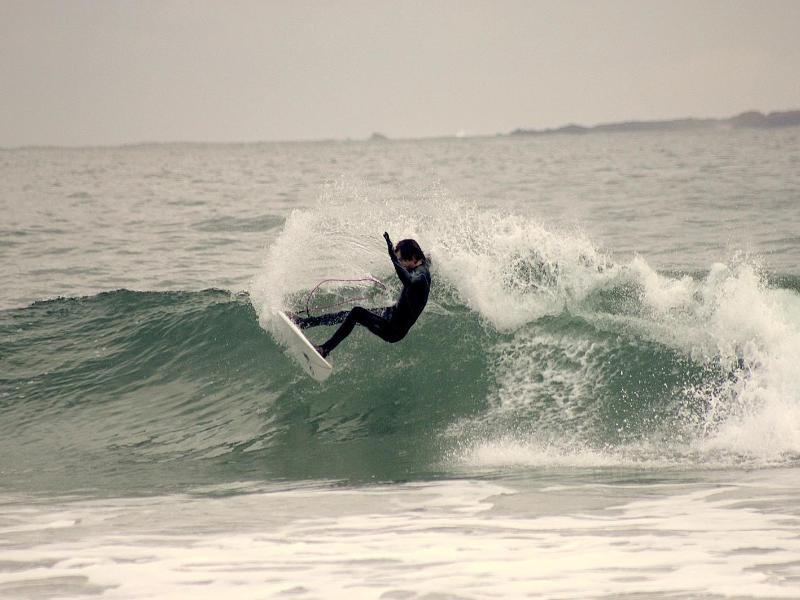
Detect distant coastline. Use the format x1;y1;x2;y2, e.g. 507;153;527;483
6;109;800;149
509;110;800;137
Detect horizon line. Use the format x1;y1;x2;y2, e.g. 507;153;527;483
3;107;798;151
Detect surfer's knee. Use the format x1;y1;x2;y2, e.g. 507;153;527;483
385;330;406;343
349;306;370;320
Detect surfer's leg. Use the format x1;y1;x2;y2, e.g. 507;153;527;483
360;308;403;342
292;310;349;329
319;306;389;356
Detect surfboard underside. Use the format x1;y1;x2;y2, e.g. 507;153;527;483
273;311;333;382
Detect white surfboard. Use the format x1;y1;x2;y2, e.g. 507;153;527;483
273;311;333;382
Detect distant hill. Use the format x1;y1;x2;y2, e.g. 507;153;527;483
510;110;800;136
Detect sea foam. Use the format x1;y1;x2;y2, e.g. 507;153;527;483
251;182;800;467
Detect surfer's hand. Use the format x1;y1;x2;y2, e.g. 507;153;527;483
383;232;393;251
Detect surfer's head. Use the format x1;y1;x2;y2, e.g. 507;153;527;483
395;239;425;268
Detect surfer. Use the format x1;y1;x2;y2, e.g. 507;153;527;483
291;232;430;357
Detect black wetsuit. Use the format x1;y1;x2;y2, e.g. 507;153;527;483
296;241;431;356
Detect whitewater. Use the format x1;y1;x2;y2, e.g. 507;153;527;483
2;129;800;598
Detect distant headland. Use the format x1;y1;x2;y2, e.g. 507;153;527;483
510;110;800;137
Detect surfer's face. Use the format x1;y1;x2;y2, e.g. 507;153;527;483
395;249;422;269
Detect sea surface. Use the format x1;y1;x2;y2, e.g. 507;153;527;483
2;129;800;599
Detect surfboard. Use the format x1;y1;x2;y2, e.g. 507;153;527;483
273;311;333;382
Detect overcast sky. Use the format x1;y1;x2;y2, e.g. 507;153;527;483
1;0;798;146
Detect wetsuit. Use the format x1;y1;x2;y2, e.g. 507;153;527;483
295;236;431;357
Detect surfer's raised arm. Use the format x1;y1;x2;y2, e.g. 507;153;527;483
384;232;413;285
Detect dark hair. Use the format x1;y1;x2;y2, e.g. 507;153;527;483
395;238;426;262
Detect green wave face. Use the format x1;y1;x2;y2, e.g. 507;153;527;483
3;266;800;494
0;289;494;492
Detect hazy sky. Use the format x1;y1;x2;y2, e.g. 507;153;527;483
2;0;799;146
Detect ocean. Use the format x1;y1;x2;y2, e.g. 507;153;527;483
2;128;800;599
